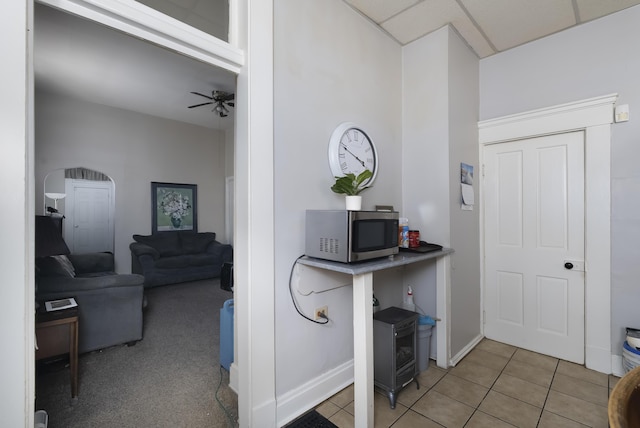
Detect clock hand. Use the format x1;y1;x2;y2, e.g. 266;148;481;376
340;143;366;168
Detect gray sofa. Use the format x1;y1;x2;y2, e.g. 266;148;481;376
36;252;145;354
129;231;233;288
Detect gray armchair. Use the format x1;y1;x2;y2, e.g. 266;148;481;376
36;252;145;354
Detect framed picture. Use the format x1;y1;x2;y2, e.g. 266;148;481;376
151;182;197;233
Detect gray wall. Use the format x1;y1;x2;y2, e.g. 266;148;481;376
273;0;402;403
480;5;640;357
35;90;229;273
403;26;481;360
447;28;481;356
273;2;482;419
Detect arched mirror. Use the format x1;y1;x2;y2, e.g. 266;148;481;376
44;167;115;254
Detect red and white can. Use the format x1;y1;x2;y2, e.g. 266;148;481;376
409;230;420;248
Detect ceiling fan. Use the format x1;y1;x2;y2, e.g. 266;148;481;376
188;90;235;117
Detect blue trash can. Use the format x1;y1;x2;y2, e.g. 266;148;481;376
417;315;436;372
220;299;234;371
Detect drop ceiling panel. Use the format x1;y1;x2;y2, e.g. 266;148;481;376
576;0;640;22
381;0;495;57
459;0;576;51
345;0;421;23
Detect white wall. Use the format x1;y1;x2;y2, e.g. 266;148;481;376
35;90;228;273
273;0;402;421
402;26;481;360
480;5;640;361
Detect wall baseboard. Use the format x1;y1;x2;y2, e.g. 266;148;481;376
276;359;353;427
449;334;484;367
611;354;624;377
586;345;613;374
229;362;239;394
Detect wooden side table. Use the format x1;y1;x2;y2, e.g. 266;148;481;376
36;304;79;398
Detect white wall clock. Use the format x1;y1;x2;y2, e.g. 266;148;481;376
328;122;378;185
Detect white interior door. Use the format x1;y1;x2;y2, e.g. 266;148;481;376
483;131;585;363
65;180;114;254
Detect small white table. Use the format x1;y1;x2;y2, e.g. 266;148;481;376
297;249;453;428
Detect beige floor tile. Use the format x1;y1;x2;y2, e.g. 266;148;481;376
433;373;489;408
411;390;475;428
391;409;442;428
465;410;518;427
492;373;549;408
544;390;608;428
462;348;511;372
503;359;554;388
609;374;620;390
450;359;501;388
328;409;354;428
551;373;608;406
512;348;559;372
478;390;542;428
372;392;407;428
395;366;446;408
315;400;341;420
344;400;354;416
556;360;608;387
538;411;589;428
328;384;354;408
475;339;517;359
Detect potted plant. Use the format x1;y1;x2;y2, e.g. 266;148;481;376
331;169;373;210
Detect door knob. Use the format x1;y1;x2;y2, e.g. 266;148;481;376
564;262;574;270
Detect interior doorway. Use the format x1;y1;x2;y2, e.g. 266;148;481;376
479;94;615;373
483;131;585;363
65;178;114;254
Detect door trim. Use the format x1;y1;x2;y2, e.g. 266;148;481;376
479;94;616;374
38;0;244;73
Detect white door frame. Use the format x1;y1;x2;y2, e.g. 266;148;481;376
30;1;277;426
479;94;616;374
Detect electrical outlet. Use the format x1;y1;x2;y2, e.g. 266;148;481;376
315;305;328;320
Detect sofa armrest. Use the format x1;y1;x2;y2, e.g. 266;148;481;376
206;241;233;264
130;242;160;259
68;252;115;275
37;274;145;295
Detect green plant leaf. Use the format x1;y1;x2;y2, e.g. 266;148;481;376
330;170;373;196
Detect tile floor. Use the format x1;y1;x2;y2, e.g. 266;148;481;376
315;339;619;427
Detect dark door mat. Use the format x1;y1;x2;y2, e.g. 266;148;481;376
285;410;338;428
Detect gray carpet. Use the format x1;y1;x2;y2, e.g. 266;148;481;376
35;279;238;428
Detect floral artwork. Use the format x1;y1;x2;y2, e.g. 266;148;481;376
151;182;197;233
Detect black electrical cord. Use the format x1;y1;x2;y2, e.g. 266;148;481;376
289;255;329;324
215;365;238;427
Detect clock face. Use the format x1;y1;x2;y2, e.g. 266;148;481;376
328;122;378;184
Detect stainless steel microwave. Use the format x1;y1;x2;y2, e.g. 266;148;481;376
305;210;399;263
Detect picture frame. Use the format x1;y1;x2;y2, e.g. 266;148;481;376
151;182;197;233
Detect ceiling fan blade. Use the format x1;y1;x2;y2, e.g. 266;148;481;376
190;91;214;100
188;102;213;108
226;102;235;107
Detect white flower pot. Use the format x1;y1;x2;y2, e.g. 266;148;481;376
345;195;362;211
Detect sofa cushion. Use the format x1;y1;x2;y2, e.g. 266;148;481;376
180;232;216;254
36;255;76;277
154;255;195;269
133;233;181;257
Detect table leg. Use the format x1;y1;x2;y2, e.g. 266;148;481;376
352;272;374;428
70;318;78;398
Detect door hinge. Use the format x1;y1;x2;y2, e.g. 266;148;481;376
482;164;485;178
